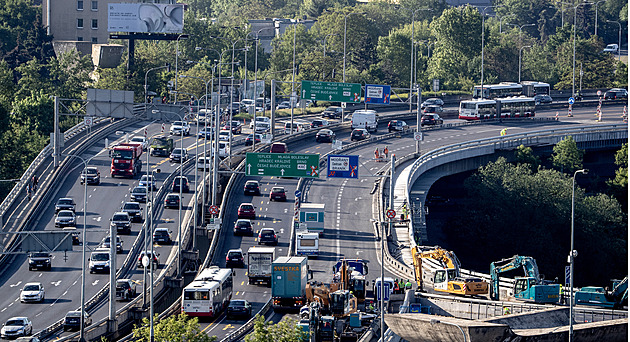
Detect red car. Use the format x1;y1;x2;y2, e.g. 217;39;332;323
269;187;287;201
237;203;256;219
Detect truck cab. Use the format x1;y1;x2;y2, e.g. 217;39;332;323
513;277;560;304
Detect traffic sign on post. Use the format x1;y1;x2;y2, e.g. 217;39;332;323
597;90;602;97
246;153;320;178
327;155;359;179
414;132;423;141
209;205;219;215
295;190;302;200
386;209;396;219
568;97;575;105
301;80;362;103
376;282;391;301
365;84;391;104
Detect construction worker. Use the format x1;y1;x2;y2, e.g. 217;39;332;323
393;279;400;294
559;284;564;304
500;128;508;136
405;279;412;290
26;184;32;201
374;147;380;160
402;203;408;221
503;306;511;315
383;146;389;158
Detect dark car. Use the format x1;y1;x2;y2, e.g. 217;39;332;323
243;180;260;195
310;119;329;129
153;228;172;244
270;142;288;153
258;228;278;246
237;203;256;219
388;120;409;132
169;148;189;163
269;187;287;201
534;94;553;104
115;279;137;301
130;186;148;202
137;251;159;269
245;134;262;146
233;219;254;236
80;167;100;185
121;201;143;222
322;106;343;119
224;102;241;115
223;121;243;134
28;252;51;271
604;88;628;100
55;198;76;213
197;127;214;139
100;235;123;254
164;193;181;209
110;212;132;234
226;249;245;268
350;128;370;141
421;114;444;126
226;299;252;319
172;176;190;193
423;105;444;114
63;311;91;332
420;98;444;109
315;129;336;143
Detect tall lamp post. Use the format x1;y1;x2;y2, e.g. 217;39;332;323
142;167;160;342
248;27;275;150
593;0;608;36
569;168;588;342
606;20;622;61
560;1;594;97
480;5;501;99
144;64;170;109
518;45;532;83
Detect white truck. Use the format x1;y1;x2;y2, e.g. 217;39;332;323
351;109;378;132
247;246;275;286
299;203;325;236
296;231;319;257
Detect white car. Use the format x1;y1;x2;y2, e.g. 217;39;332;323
603;44;619;53
219;130;231;141
241;99;255;109
129;136;148;150
255;122;271;133
249;116;270;129
1;317;32;338
170;121;190;136
20;283;45;303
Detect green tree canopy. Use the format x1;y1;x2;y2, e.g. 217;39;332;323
550;136;583;173
245;315;306;342
132;313;216;342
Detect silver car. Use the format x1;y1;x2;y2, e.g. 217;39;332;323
1;317;32;338
55;210;76;227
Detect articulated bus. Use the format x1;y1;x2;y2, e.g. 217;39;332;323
182;266;234;317
459;97;536;120
521;81;551;97
473;81;550;99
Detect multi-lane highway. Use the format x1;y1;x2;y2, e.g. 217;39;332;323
0;102;622;340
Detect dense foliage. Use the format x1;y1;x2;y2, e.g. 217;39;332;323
131;313;216;342
245;315;306;342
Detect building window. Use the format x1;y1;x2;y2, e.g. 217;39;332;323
77;18;84;29
77;36;83;41
77;0;83;10
91;0;97;11
92;37;98;43
91;19;98;29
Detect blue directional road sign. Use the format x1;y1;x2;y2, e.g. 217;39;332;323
568;97;575;105
327;155;359;179
565;266;571;285
365;84;391;104
295;190;302;200
376;282;391;301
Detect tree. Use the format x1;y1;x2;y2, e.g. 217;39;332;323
132;313;216;342
245;315;306;342
607;143;628;208
550;136;583;173
515;144;540;170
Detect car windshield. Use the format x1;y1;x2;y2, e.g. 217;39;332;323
133;187;147;194
140;175;153;182
240;205;253;210
84;168;97;175
131;137;144;143
228;252;242;258
173;121;183;126
172;148;184;154
124;203;140;210
31;253;48;258
92;253;108;261
113;214;128;221
154;230;168;236
230;300;246;306
236;220;250;227
23;285;40;291
261;230;274;236
58;199;73;205
58;211;73;217
272;188;284;194
6;319;25;326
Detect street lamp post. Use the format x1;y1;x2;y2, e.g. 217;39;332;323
144;167;160;342
144;64;170;110
340;12;367;121
248;28;274;150
519;45;532;83
562;1;594;97
290;21;299;133
480;6;501;99
594;0;608;36
607;20;622;61
570;169;588;342
397;7;431;112
174;34;188;95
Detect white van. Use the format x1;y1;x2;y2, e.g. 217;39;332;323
250;116;270;129
284;121;309;134
296;232;319;257
89;248;111;274
351;110;378;132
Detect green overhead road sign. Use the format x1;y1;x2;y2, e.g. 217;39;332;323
301;80;362;103
246;153;320;178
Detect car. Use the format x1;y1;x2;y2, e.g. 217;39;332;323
249;116;271;129
219;130;231;141
110;211;132;235
115;279;137;301
121;201;143;222
63;228;81;245
604;88;628;100
243;180;260;196
269;187;287;201
254;122;271;133
241;99;255;109
233;219;254;236
89;248;111;274
322;106;343;119
139;174;157;190
63;311;91;331
350;128;370;141
224;102;242;115
197;127;214;139
130;186;148;203
172;176;190;193
423;105;444;114
1;317;32;338
315;129;336;143
310;119;329;129
420;114;444;126
55;197;76;213
226;299;252;319
388;120;409;132
603;43;619;53
164;193;181;209
169;148;189;163
129;136;149;150
226;249;245;268
15;337;40;342
55;210;76;228
245;134;262;146
276;101;292;109
137;251;159;268
170;121;190;136
28;252;51;271
420;98;444;109
270;142;287;153
80;167;101;185
255;97;271;110
237;203;256;219
258;228;278;246
223;121;243;134
20;282;44;303
100;235;123;254
534;94;553;104
153;228;172;244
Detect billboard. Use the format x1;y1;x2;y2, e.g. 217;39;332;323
365;84;391;104
108;3;184;33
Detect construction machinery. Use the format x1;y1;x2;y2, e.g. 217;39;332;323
490;255;560;303
332;259;368;303
412;247;489;296
575;277;628;309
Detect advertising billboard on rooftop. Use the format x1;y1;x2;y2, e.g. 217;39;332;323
108;3;184;33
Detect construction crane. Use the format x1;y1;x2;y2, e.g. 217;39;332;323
490;255;560;303
575;277;628;309
412;247;489;296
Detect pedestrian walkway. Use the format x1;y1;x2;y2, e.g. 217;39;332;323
389;162;414;268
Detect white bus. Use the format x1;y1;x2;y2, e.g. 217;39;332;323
473;82;523;99
521;81;550;97
459;99;497;120
182;266;234;317
459;97;535;120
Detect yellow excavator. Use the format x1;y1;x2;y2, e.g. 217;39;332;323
412;247;489;296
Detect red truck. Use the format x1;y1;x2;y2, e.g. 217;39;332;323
111;142;143;177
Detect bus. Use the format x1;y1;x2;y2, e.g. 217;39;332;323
459;97;536;120
473;82;523;99
520;81;550;97
182;266;234;317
